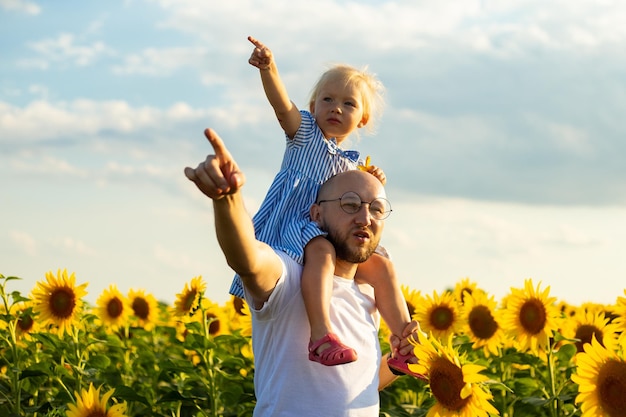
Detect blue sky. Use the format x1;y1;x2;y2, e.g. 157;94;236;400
2;0;625;306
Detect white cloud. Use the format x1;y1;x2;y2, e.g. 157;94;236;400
9;230;38;256
52;236;97;256
20;33;114;69
0;0;40;14
149;0;626;60
383;196;624;304
153;243;204;271
27;84;50;100
9;154;89;177
0;100;213;142
112;46;208;76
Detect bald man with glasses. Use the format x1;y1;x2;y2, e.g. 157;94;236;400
185;128;422;417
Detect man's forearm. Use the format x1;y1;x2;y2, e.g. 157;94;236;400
213;192;282;304
213;193;259;275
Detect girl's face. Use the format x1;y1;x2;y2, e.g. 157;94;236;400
311;79;367;143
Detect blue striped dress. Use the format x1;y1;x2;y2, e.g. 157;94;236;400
229;110;361;298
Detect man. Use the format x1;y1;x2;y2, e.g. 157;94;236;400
185;128;419;417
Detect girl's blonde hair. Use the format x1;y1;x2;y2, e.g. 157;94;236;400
308;64;386;135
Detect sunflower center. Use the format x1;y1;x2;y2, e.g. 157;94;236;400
182;290;197;312
519;298;546;335
597;359;626;417
106;297;124;319
468;305;498;339
406;300;416;316
460;288;472;304
429;357;470;411
206;312;220;335
132;297;150;320
49;287;76;319
430;306;454;331
18;314;34;332
233;297;245;316
574;324;602;353
84;410;107;417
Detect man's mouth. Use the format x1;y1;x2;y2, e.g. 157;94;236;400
353;230;370;243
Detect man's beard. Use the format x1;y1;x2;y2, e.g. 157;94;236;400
325;228;378;264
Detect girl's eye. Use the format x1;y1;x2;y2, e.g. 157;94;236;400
323;97;332;102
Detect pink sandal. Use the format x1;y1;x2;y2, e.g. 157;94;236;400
308;333;358;366
387;352;427;380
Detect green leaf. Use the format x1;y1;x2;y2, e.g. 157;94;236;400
4;276;23;282
113;386;151;406
19;369;49;380
87;354;111;369
10;291;30;303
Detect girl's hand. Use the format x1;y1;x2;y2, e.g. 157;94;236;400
248;36;273;70
367;165;387;185
358;156;387;185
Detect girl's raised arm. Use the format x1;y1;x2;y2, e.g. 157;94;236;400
248;36;301;139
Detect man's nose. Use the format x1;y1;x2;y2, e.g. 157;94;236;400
353;204;372;225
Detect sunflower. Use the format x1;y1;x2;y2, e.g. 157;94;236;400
14;301;39;340
190;298;229;337
2;301;39;341
127;289;158;331
614;290;626;346
571;335;626;417
459;290;505;357
66;383;128;417
500;279;561;354
414;290;462;341
410;332;499;417
452;277;483;306
172;276;206;318
557;299;577;320
95;285;130;331
223;295;252;337
30;269;88;337
560;309;619;354
401;285;423;319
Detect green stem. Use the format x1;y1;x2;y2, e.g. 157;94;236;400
9;322;22;416
0;281;21;415
498;355;511;417
56;375;75;402
199;304;219;417
71;327;86;393
546;336;558;417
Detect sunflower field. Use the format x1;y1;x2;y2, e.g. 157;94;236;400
1;271;625;417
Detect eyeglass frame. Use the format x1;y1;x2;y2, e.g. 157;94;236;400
316;191;392;220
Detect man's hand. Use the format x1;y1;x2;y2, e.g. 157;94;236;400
184;128;245;199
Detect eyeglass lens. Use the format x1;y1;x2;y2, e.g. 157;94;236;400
339;192;391;219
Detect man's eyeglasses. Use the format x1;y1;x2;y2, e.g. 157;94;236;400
317;191;392;220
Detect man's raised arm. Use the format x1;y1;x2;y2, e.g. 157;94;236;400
184;128;283;306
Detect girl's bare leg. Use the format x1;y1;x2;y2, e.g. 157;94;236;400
302;236;337;348
355;252;411;339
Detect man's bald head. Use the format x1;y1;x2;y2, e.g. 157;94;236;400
316;170;386;204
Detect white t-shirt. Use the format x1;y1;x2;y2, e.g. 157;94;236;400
245;251;382;417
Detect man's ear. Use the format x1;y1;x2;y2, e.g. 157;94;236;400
310;204;322;224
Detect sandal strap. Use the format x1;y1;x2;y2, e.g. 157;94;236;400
308;333;357;366
308;333;335;354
